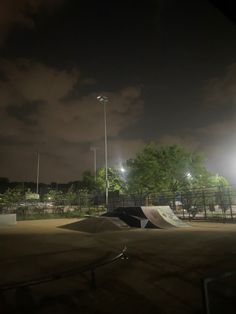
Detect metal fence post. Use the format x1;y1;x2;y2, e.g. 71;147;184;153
202;189;207;219
79;195;81;210
228;187;233;220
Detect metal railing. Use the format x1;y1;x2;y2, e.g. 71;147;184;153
0;247;128;292
202;270;236;314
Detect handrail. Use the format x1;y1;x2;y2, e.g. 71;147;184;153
202;270;236;314
0;246;128;292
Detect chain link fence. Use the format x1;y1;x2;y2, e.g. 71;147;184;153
1;186;236;222
110;186;236;222
0;193;106;220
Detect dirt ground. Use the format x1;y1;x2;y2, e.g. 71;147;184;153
1;218;236;314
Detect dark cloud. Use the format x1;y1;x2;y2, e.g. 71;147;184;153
6;99;43;125
0;0;64;44
203;63;236;110
0;58;143;182
1;0;236;184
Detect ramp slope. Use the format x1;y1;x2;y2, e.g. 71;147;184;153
142;206;188;228
59;217;129;233
108;206;189;229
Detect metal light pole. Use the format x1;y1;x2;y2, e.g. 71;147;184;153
36;152;40;194
97;95;109;209
90;146;99;182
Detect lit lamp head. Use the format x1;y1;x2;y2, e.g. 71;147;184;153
97;95;108;102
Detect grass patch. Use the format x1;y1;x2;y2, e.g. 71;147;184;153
17;210;85;221
16;206;106;221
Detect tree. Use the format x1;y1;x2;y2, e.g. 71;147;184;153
81;171;96;191
206;174;230;211
207;174;229;188
64;186;77;205
126;143;162;193
0;187;24;210
126;143;211;193
0;177;9;193
43;189;63;205
96;167;125;193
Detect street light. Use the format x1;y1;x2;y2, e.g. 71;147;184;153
36;152;40;194
97;95;109;209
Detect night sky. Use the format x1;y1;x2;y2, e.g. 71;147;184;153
0;0;236;184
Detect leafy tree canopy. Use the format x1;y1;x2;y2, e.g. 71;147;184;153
67;171;96;192
207;174;229;188
64;186;77;205
81;171;96;191
0;187;24;209
43;189;63;204
96;167;125;192
126;143;218;193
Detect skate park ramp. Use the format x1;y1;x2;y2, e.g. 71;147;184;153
59;216;130;233
105;206;189;229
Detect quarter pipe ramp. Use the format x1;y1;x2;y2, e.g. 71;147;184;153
105;206;189;229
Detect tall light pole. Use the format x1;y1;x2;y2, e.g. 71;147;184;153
97;95;109;209
90;146;99;182
36;152;40;194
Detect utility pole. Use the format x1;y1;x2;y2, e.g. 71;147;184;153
90;147;99;182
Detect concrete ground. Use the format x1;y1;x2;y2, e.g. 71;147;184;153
1;218;236;314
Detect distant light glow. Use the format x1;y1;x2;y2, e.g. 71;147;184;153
186;172;192;179
120;167;126;173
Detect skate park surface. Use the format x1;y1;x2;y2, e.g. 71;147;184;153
1;218;236;314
